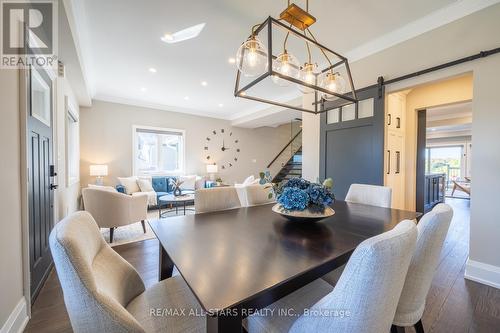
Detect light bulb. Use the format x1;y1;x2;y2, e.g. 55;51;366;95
272;51;299;87
320;72;347;100
236;36;268;77
298;63;318;94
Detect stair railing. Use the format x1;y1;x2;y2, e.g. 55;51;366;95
267;129;302;170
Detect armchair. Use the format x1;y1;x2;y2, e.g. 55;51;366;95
82;188;148;242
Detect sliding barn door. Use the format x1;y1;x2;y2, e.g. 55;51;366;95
320;84;385;200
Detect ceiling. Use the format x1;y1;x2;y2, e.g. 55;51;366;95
427;101;472;137
68;0;489;125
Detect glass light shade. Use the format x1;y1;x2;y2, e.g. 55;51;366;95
206;164;218;173
271;51;299;86
320;72;347;100
236;36;268;77
298;63;318;94
89;164;108;176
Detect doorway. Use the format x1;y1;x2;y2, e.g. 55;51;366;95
415;99;473;213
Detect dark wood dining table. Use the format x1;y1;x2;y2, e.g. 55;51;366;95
148;200;421;333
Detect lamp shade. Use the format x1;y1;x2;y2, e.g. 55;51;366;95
89;164;108;176
206;164;218;173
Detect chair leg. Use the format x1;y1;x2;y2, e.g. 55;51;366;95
141;220;146;233
391;325;405;333
109;227;115;243
414;320;425;333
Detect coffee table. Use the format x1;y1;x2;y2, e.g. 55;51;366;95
158;193;195;217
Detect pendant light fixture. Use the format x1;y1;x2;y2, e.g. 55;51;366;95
234;0;357;114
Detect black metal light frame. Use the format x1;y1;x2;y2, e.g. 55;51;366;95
234;16;357;114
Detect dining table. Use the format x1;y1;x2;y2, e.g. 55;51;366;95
148;200;421;333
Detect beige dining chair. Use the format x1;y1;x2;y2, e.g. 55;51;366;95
345;183;393;208
244;220;417;333
244;184;275;206
82;187;148;243
195;186;241;213
392;203;453;333
322;183;393;286
49;211;205;333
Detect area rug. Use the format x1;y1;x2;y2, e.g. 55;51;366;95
101;206;195;247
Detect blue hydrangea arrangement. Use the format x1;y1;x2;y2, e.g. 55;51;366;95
276;177;334;212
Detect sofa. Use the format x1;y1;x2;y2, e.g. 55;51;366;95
116;175;206;208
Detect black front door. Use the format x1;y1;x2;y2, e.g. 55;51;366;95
28;66;55;301
320;83;385;200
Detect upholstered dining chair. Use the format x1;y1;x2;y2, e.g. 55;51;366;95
195;186;241;213
244;184;275;206
49;211;205;333
244;220;417;333
345;183;393;208
322;183;393;286
392;203;453;333
82;187;148;243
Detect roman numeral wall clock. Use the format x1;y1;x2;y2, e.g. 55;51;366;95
204;128;241;170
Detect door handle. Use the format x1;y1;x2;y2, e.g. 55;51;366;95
50;184;58;190
387;114;392;126
396;151;400;174
387;150;391;175
396;117;401;128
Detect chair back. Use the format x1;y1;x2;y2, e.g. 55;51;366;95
245;184;275;206
82;188;147;228
393;204;453;326
49;211;146;332
291;220;417;333
345;183;392;208
195;187;241;213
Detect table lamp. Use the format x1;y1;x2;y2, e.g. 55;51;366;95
206;164;218;181
90;164;108;185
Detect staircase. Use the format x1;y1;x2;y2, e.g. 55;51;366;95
273;148;302;183
267;128;302;184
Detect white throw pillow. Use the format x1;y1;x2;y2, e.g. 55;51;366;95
117;176;140;194
179;175;197;190
137;178;154;192
87;184;117;192
242;175;255;186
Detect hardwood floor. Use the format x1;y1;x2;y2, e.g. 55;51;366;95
24;198;500;332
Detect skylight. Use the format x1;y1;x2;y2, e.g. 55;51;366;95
161;23;206;44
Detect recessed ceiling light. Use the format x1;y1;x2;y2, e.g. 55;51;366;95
162;33;174;41
218;103;224;107
228;57;236;64
201;81;208;86
140;87;147;92
149;68;157;73
184;96;189;100
161;23;206;44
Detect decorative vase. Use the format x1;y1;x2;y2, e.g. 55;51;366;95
173;186;182;196
272;203;335;222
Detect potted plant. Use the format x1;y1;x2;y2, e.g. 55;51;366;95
271;177;335;222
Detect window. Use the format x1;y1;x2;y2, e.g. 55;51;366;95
66;101;79;186
133;126;185;175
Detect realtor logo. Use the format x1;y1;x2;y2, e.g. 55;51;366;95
1;0;57;68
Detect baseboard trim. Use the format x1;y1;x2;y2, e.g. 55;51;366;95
465;258;500;289
0;297;29;333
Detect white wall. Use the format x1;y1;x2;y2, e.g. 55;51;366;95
0;69;26;332
79;100;293;186
301;4;500;287
301;93;320;182
466;57;500;287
